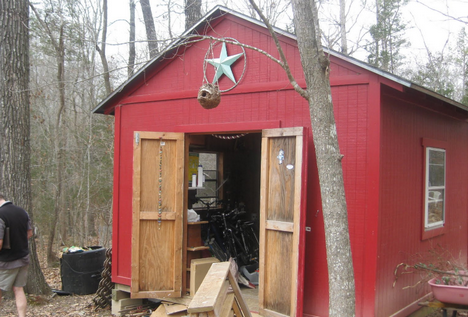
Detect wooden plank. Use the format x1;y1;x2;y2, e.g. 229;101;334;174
227;261;252;317
194;312;215;317
290;132;303;317
265;220;294;232
190;257;220;296
173;135;185;295
232;298;242;317
168;312;190;317
259;133;269;311
152;302;189;317
115;283;131;292
187;246;210;252
188;221;209;225
131;133;184;298
261;308;290;317
262;127;303;137
158;296;192;306
213;280;229;317
187;221;203;248
188;262;230;313
163;303;187;315
131;131;143;296
112;298;143;316
183;135;190;295
139;212;176;220
259;128;304;317
112;288;130;301
151;305;167;317
219;293;235;317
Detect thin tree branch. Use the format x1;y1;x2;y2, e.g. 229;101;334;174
247;0;309;99
413;0;467;25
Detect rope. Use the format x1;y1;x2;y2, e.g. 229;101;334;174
93;248;114;309
60;257;103;275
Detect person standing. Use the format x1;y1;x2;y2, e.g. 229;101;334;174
0;193;32;317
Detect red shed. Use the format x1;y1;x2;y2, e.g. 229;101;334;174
94;6;468;317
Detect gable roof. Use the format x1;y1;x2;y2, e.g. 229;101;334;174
93;5;468;115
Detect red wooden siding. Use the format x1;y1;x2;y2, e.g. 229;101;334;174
303;81;374;317
376;86;468;316
105;11;468;317
111;14;376;317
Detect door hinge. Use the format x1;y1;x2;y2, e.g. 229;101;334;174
135;132;140;145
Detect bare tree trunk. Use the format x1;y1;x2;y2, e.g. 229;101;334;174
291;0;356;315
375;0;384;70
30;4;67;264
185;0;202;30
96;0;112;95
47;22;67;265
140;0;159;58
248;0;356;315
0;0;50;295
340;0;348;54
128;0;136;77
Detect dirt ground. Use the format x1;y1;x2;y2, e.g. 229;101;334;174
0;251;451;317
0;264;113;317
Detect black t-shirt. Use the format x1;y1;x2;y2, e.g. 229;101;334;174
0;202;30;262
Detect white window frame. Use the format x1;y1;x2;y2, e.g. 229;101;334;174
424;147;446;229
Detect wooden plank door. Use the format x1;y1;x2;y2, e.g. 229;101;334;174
259;127;306;317
131;132;184;298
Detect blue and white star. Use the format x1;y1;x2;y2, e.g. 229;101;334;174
206;42;243;84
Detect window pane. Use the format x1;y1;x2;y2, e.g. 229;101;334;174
197;177;217;197
429;150;445;187
192;153;219;209
429;165;445;186
427;189;444;225
425;148;445;229
429;150;445;165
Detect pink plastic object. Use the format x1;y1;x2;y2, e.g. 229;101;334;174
429;277;468;305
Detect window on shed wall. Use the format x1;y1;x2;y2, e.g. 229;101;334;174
425;147;446;229
191;152;220;208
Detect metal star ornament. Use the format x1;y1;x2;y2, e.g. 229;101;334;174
206;42;243;84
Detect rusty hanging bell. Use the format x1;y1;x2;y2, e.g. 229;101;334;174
197;83;221;109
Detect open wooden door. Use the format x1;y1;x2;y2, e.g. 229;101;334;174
131;132;184;298
259;127;306;317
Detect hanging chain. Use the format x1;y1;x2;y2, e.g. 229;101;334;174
93;248;113;310
212;133;247;140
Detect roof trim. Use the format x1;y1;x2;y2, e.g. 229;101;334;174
93;5;468;114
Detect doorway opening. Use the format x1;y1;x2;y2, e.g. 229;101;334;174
186;132;262;310
131;128;304;315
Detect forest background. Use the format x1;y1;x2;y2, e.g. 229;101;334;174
27;0;468;267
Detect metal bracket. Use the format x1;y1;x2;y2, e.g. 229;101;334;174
135;133;140;145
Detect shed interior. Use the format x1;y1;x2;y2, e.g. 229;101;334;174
186;132;262;293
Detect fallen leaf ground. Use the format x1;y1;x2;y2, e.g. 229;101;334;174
0;248;451;317
1;252;112;317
